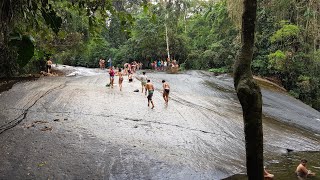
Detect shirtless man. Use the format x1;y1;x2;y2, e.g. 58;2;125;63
99;58;103;69
128;72;133;83
162;80;170;104
145;79;155;109
46;58;53;73
124;63;129;75
296;159;316;180
101;59;105;70
140;72;147;93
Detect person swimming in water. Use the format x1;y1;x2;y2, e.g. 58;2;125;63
296;159;316;180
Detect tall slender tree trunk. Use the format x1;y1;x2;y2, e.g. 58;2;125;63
233;0;264;179
162;0;170;60
165;23;170;60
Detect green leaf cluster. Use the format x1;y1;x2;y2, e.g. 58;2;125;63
270;24;300;43
268;50;286;71
9;34;35;68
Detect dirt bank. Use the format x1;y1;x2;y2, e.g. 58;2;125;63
0;65;69;94
0;77;39;93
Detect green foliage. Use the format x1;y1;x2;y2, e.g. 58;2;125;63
185;50;202;69
0;44;18;77
41;7;63;34
253;4;275;75
56;36;112;68
289;90;299;98
185;0;239;70
9;34;35;68
252;57;269;75
270;24;300;43
313;50;320;63
179;63;186;71
85;38;112;67
268;50;286;71
297;75;311;92
208;67;228;73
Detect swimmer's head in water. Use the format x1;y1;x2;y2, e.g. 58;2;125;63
143;72;146;75
147;79;150;82
162;80;165;83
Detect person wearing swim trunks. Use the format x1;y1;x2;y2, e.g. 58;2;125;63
296;159;316;180
118;68;123;91
162;80;170;104
145;79;155;109
99;58;103;69
140;72;147;94
109;67;115;88
46;58;53;73
128;72;133;83
101;59;105;70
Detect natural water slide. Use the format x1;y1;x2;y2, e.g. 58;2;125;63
0;66;319;179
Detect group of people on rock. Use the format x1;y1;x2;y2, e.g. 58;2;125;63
263;159;316;180
100;58;179;74
99;58;106;70
123;61;143;75
107;66;170;109
151;59;179;71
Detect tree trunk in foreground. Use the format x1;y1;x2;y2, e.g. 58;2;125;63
233;0;263;179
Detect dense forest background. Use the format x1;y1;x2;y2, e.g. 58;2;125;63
0;0;319;110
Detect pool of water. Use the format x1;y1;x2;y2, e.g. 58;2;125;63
267;151;320;180
225;151;320;180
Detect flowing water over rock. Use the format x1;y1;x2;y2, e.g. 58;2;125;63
0;66;319;179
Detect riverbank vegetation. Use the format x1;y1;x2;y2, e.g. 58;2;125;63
0;0;319;110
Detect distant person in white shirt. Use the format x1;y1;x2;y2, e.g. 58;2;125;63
140;72;148;94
